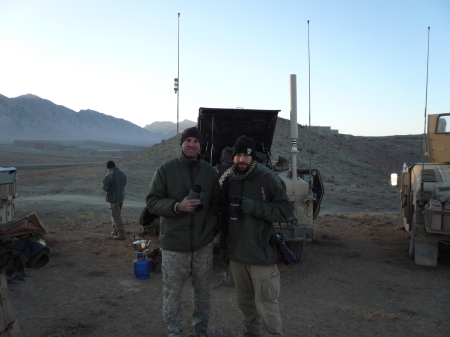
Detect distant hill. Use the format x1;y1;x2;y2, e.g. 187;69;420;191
144;119;196;139
0;94;163;146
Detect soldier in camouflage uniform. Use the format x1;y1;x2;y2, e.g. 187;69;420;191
146;127;221;337
102;161;127;240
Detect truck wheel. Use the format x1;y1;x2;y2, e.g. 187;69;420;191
286;241;305;262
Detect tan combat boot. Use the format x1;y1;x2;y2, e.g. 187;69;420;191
113;231;125;240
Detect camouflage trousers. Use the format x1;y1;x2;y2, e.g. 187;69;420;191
108;200;124;234
229;261;282;336
162;242;213;337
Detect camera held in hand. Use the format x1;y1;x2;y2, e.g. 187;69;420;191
269;232;297;265
187;185;203;214
228;195;243;220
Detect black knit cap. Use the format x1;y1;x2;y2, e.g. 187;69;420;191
106;161;116;169
180;127;203;145
232;135;256;158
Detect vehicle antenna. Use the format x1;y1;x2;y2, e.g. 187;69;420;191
420;26;430;197
175;13;181;155
307;20;313;197
290;74;298;179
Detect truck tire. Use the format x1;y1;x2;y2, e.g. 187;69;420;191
286;241;305;262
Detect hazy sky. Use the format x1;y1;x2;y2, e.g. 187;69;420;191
1;0;449;136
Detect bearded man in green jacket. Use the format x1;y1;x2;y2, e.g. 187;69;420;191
146;127;221;337
220;135;293;337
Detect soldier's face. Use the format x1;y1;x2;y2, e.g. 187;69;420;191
233;153;253;172
181;137;201;159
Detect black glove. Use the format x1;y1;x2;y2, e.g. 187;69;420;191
241;198;256;214
220;248;230;265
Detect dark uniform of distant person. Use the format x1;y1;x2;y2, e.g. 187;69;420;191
220;136;293;337
146;127;221;337
102;161;127;240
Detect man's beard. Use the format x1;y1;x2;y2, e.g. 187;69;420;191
232;161;257;181
236;162;251;173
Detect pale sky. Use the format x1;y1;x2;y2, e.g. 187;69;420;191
1;0;449;136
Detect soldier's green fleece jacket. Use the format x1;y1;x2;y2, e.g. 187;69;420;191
146;152;221;252
220;164;293;266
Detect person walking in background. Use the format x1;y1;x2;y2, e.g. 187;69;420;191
220;135;293;337
146;127;221;337
102;160;127;240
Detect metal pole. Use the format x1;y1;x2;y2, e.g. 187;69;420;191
307;20;313;197
290;74;298;180
176;13;180;154
419;26;431;199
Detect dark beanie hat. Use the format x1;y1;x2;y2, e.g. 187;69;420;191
180;127;202;145
232;135;256;158
106;161;116;169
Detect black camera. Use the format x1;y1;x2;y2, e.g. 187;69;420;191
228;195;243;220
269;232;297;265
187;185;203;214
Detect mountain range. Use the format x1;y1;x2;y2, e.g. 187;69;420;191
144;120;196;138
0;94;195;146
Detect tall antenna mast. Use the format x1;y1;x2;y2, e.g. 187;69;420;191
174;13;180;154
307;20;313;196
420;26;431;196
290;75;298;180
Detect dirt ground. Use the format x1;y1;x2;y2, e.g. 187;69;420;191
2;138;450;337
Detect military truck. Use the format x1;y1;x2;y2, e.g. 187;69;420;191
398;113;450;266
0;167;18;224
197;77;324;261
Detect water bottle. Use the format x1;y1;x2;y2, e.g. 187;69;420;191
402;163;407;173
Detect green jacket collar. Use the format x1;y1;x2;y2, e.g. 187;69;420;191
178;151;200;167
